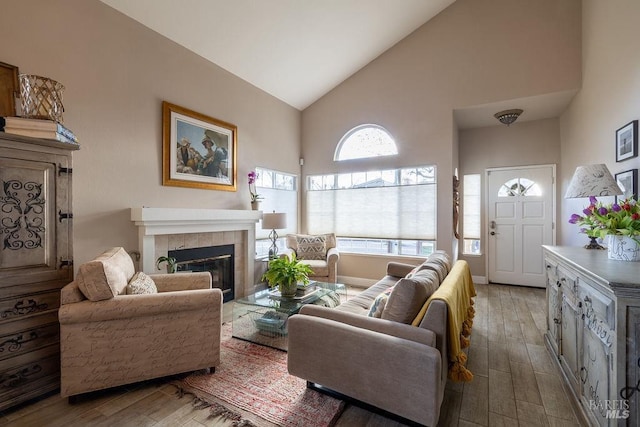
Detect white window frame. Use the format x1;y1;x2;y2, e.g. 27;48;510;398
334;124;398;161
463;174;482;255
254;167;297;258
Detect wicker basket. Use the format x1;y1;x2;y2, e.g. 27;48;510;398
19;74;65;123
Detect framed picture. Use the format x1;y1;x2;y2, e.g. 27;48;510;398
615;169;637;203
0;61;19;117
616;120;638;162
162;101;237;191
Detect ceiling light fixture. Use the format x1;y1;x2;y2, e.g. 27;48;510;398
494;109;523;126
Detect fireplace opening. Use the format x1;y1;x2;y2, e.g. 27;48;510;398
169;244;234;303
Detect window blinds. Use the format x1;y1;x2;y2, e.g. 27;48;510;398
306;184;436;240
256;187;298;239
463;174;481;240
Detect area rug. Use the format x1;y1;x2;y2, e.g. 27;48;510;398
174;324;344;427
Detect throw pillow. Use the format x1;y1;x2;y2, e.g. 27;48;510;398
405;265;421;279
126;272;158;295
419;261;448;283
76;247;136;301
367;286;394;318
427;250;452;274
381;269;439;323
296;235;327;260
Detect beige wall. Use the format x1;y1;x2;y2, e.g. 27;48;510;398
559;0;640;246
302;0;580;280
5;0;615;285
458;118;562;277
0;0;301;269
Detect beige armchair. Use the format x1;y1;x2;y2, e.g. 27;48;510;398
58;247;222;400
284;233;339;283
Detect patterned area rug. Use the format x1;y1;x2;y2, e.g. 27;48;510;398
175;324;344;427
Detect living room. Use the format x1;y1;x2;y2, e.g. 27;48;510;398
1;0;639;425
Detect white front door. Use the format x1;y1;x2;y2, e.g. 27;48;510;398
487;165;555;287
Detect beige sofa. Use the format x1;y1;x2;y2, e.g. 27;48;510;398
58;247;223;399
287;252;475;426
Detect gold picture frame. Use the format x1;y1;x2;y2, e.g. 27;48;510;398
0;61;19;117
162;101;237;191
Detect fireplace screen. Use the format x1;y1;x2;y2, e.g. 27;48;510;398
169;244;234;302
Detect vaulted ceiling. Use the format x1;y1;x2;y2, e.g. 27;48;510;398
100;0;576;127
100;0;456;110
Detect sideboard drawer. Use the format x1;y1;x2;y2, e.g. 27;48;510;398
0;290;60;322
0;312;60;361
557;265;578;297
578;279;615;331
0;345;60;409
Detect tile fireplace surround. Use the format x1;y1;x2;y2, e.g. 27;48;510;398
130;207;262;298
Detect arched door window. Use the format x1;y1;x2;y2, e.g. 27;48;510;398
497;178;542;197
334;124;397;161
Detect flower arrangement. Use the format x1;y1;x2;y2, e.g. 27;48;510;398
248;170;262;202
569;196;640;242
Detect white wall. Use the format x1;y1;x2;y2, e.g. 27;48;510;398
0;0;301;269
559;0;640;246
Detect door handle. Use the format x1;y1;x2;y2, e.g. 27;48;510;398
490;231;496;236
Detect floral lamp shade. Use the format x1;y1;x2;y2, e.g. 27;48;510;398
565;164;623;199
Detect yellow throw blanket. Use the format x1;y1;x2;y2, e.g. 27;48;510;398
411;260;476;382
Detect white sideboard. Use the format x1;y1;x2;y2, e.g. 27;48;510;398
543;245;640;426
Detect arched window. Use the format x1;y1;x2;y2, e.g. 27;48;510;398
497;178;542;197
334;124;398;161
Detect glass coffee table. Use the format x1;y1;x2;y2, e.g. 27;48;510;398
232;281;346;351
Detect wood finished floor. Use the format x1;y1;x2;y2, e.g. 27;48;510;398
0;283;582;426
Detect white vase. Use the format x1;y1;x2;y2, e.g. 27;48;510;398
607;235;640;262
251;201;261;211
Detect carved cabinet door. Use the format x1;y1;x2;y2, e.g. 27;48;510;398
625;307;640;426
0;148;72;287
0;141;74;411
580;322;613;426
560;291;582;394
578;282;616;426
545;261;561;353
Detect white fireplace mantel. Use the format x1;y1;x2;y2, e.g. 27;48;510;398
131;207;262;287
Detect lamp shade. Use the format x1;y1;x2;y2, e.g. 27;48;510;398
262;212;287;230
565;164;623;198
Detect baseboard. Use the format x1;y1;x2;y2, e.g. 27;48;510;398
337;275;377;289
472;275;487;284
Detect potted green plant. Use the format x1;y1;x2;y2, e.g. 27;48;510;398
261;253;313;297
156;256;177;273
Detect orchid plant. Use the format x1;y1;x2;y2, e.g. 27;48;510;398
248;170;263;202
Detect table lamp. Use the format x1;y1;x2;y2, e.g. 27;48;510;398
565;164;622;249
262;211;287;259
